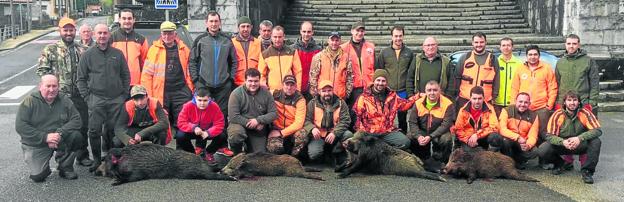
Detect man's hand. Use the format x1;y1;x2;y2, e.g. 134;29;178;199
201;131;210;139
520;143;530;152
246;119;259;129
194;127;203;136
46;133;61;145
128;139;138;145
568;137;581;150
311;128;321;140
417;136;431;146
325;133;336;144
467;134;478;148
47;142;58;149
255;124;265;131
134;134;142;142
517;137;526;144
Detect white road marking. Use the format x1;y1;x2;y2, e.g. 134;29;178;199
613;119;624;123
0;85;36;99
0;102;21;106
0;64;37;85
29;40;58;44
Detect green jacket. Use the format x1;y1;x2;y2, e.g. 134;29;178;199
406;52;451;97
375;45;414;92
555;49;600;106
77;44;130;99
228;85;278;126
114;100;169;145
36;41;87;96
545;108;602;146
494;54;524;106
15;91;82;147
303;95;351;138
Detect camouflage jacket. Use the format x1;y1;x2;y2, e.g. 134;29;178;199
37;41;87;96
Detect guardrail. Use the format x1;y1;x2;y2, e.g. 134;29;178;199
0;25;24;43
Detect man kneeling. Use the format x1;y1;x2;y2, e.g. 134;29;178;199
114;85;170;147
499;92;540;169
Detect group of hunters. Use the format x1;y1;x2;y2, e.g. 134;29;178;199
15;9;602;185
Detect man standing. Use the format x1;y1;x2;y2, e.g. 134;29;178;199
511;45;557;135
499;93;540;169
407;36;452;98
291;21;322;100
309;31;353;100
232;16;261;87
453;86;503;151
376;25;414;133
77;24;130;172
538;91;602;184
303;80;352;165
342;21;375;108
408;80;455;164
227;69;278;154
493;37;523;116
267;75;307;155
141;21;194;135
110;9;149;86
353;69;417;149
16;75;84;182
258;26;302;93
450;32;500;109
258;20;273;51
556;34;600;115
36;17;92;167
189;11;238;119
78;24;94;47
556;34;600;171
177;87;229;163
114;85;170;148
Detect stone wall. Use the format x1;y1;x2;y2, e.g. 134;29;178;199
187;0;290;36
517;0;565;35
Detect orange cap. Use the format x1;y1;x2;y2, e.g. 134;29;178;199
58;17;76;28
318;80;333;90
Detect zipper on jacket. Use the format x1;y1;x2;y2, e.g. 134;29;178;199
213;40;221;86
503;61;509;105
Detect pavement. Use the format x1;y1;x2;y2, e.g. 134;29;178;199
0;28;57;51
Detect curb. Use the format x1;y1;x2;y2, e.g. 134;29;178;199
0;19;85;52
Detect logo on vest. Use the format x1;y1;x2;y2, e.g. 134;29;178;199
465;62;476;69
521;73;528;80
366;48;374;54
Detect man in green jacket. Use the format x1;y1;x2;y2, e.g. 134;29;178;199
493;37;524;116
407;36;452;97
16;75;84;182
227;68;278;154
114;85;170;147
376;25;414;133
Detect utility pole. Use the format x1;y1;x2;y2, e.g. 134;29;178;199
38;0;42;25
10;0;15;38
27;0;31;31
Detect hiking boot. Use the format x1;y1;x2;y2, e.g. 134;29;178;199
77;158;94;167
581;170;594;184
59;170;78;180
551;166;563;175
216;148;234;157
562;162;574;171
195;147;203;155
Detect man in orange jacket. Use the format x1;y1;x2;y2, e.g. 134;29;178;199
499;93;540;169
267;75;307;156
453;86;503;151
114;85;170;148
258;26;302;93
232;16;261;87
309;32;353;100
511;45;557;137
141;21;194;134
110;9;149;86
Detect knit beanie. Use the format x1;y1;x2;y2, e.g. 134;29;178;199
238;16;252;26
373;69;389;80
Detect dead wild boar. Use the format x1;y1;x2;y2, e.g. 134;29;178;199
443;148;539;184
221;152;323;180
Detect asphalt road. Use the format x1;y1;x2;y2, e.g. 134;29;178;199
0;17;622;202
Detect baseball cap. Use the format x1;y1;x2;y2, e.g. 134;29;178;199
58;17;76;28
238;16;252;26
351;21;365;30
318;80;333;90
160;21;177;31
283;75;297;84
130;85;148;98
329;31;341;39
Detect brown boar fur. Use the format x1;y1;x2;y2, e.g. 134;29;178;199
221;152;324;180
443;148;539;184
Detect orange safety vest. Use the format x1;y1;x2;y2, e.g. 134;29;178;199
124;98;172;144
232;37;261;86
341;41;375;88
459;52;496;101
141;39;194;104
317;52;350;99
313;102;342;137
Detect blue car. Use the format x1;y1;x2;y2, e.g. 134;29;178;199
449;50;560;71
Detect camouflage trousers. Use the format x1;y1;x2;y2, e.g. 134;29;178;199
267;129;308;156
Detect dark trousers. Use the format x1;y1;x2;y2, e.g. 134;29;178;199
112;127;167;148
163;88;192;130
535;108;551;140
21;130;83;182
501;138;538;164
410;132;453;163
456;132;504;152
346;87;364;131
537;138;601;173
455;97;469;113
227;123;269;154
87;94;124;163
205;81;232;118
69;94;90;161
176;130;227;154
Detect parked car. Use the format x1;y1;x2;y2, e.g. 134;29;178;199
448;49;560;71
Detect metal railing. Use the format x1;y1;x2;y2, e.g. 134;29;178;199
0;25;24;43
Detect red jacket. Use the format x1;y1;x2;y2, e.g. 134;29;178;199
292;38;321;92
177;100;224;137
